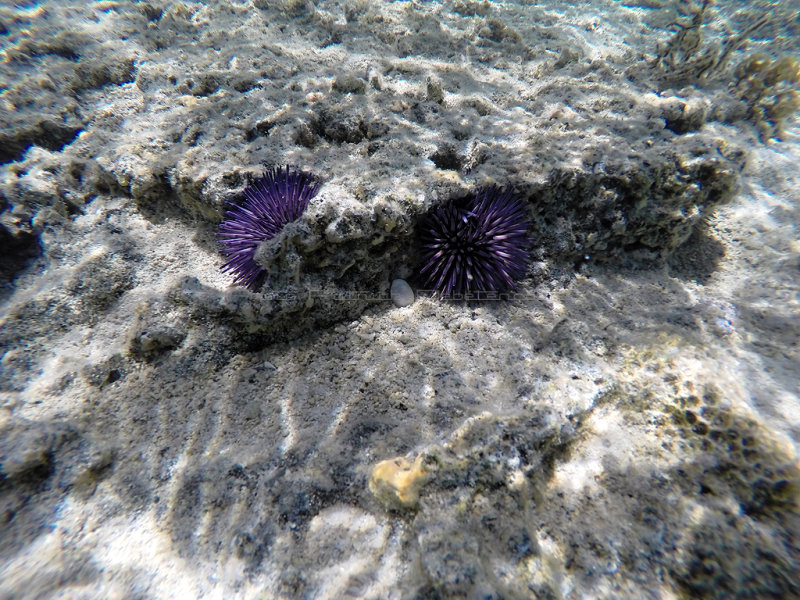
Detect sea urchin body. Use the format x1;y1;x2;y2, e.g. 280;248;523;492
218;165;320;290
418;186;530;299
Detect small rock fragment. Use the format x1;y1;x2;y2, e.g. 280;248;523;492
332;73;366;94
390;279;414;307
369;454;429;509
0;428;55;484
367;66;383;90
128;324;185;357
426;77;444;104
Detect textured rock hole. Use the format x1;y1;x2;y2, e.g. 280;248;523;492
0;122;83;164
702;388;720;405
742;448;759;463
429;144;463;171
141;4;163;21
710;411;732;428
221;171;245;188
246;120;274;141
0;227;42;286
772;479;790;497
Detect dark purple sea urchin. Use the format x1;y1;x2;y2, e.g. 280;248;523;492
218;166;320;290
418;186;531;299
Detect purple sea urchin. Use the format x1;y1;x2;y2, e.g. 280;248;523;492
418;186;531;299
218;166;320;290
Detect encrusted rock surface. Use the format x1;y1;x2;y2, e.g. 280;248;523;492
1;1;799;599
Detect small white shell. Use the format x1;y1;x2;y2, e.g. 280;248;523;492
390;279;414;307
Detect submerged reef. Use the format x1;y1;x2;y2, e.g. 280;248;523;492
0;2;798;599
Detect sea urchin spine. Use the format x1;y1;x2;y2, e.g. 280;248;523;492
418;186;531;299
218;165;320;290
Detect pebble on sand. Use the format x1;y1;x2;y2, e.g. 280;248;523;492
390;279;414;307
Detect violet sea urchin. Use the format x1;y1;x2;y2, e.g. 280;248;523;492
218;165;320;290
418;186;531;299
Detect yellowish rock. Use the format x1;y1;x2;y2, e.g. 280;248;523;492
369;454;430;509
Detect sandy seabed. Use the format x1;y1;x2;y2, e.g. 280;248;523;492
1;1;799;598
